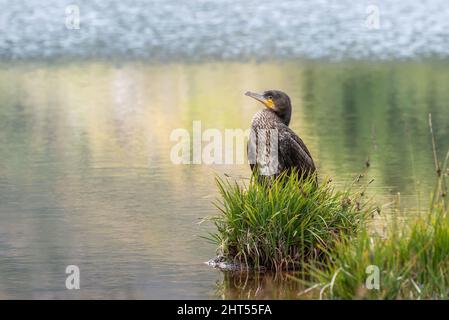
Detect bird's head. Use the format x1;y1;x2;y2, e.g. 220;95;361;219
245;90;292;126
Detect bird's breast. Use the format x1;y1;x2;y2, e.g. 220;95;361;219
251;110;281;130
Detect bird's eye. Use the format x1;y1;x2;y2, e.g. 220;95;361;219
266;95;273;100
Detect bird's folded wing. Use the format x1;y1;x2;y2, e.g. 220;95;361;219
279;128;316;172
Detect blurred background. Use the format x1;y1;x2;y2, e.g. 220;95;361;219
0;0;448;299
1;0;449;60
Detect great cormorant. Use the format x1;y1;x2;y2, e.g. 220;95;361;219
245;90;316;182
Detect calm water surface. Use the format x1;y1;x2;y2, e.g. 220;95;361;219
0;61;448;298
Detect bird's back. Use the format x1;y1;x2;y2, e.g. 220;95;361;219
248;109;316;180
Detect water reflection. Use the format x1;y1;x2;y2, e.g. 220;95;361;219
216;271;312;300
0;61;448;298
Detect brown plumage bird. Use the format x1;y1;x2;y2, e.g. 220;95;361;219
245;90;316;182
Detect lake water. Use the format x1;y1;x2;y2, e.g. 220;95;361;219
0;60;448;299
2;0;449;60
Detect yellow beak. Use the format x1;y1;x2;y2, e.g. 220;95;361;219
245;91;274;109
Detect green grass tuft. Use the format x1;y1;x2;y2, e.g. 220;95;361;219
303;152;449;299
208;171;374;271
305;202;449;299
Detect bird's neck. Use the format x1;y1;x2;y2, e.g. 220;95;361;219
270;108;291;126
282;111;291;126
